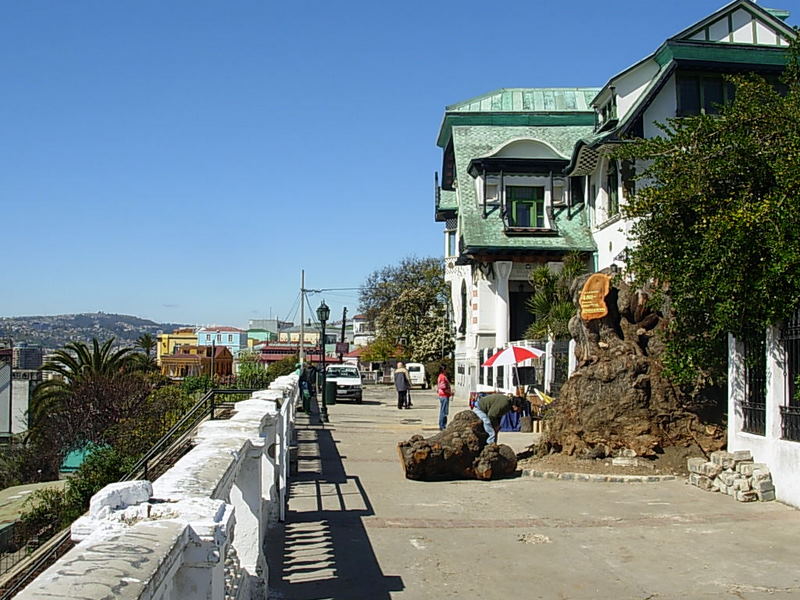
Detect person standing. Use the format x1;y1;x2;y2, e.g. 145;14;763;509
394;362;411;409
472;393;523;444
436;364;453;430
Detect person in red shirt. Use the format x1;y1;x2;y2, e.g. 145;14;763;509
436;364;454;430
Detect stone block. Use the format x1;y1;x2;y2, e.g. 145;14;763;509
687;457;705;473
754;479;775;493
701;462;723;478
735;490;758;502
710;451;735;468
733;477;751;492
618;448;637;458
718;470;737;487
695;475;715;492
758;489;776;502
737;462;767;476
727;484;736;496
752;468;772;483
613;457;638;467
90;480;153;518
732;450;752;463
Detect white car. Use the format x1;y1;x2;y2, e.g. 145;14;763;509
326;365;363;403
405;363;428;389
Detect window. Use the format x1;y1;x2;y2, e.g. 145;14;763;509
459;281;467;336
570;176;585;205
228;334;233;343
677;72;734;116
507;186;545;228
781;310;800;442
606;159;619;217
447;231;457;257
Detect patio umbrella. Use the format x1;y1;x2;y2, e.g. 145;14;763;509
482;345;544;394
482;345;544;367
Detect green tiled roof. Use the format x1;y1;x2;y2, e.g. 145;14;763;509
447;88;600;113
438;189;457;212
452;125;596;253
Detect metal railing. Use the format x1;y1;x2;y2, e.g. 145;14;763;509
0;388;258;599
780;405;800;442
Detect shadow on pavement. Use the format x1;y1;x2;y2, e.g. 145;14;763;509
267;399;404;599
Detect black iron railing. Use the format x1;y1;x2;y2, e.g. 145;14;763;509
742;334;766;435
780;405;800;442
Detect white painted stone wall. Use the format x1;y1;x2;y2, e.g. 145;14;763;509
728;331;800;509
16;374;300;600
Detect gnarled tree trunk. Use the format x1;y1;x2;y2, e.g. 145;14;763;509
397;410;517;480
540;271;725;458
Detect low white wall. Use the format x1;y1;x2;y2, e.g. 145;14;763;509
728;331;800;509
16;374;299;600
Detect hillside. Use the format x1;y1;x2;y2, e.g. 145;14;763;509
0;313;188;350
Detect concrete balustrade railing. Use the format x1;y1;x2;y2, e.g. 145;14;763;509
16;374;300;600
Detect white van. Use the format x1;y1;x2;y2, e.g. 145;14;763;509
405;363;428;389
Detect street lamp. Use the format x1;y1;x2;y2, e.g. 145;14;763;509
317;300;330;423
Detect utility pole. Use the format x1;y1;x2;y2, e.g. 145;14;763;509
339;307;347;362
299;270;305;365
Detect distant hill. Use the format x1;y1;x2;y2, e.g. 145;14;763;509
0;313;188;350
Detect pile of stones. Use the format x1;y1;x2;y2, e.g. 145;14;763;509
687;450;775;502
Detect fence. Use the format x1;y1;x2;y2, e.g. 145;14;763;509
11;375;300;600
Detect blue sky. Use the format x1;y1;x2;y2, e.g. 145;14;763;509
4;0;798;328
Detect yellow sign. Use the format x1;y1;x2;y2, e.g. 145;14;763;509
580;273;611;320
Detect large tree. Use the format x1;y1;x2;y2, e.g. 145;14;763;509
618;54;800;384
28;338;150;468
359;256;453;362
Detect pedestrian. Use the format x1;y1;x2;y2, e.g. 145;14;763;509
472;393;524;445
394;362;411;409
436;364;453;430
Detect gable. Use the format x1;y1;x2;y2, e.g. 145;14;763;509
678;2;792;47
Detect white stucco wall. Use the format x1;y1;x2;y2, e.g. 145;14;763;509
728;331;800;509
643;73;677;138
615;60;661;121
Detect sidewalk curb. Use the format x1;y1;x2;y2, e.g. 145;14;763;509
521;469;678;483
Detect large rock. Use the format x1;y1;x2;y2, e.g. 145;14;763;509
397;410;517;481
540;272;725;458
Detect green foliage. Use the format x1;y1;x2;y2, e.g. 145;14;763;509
267;354;299;379
181;374;212;394
524;253;587;340
135;333;157;357
108;385;195;458
20;446;135;536
618;49;800;384
360;337;404;363
237;350;275;389
359;256;453;362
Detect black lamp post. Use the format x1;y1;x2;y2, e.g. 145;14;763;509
317;300;330;423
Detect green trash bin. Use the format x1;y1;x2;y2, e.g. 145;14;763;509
325;380;337;405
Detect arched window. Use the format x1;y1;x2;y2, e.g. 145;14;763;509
607;159;619;217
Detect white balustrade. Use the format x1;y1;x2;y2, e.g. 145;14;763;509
16;374;300;600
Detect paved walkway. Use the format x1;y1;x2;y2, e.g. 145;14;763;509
267;386;800;599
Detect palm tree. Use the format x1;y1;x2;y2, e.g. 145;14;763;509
135;333;157;358
28;338;141;461
524;253;588;340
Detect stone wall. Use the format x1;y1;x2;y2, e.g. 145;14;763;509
15;374;299;600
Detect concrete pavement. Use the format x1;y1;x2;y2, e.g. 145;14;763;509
267;385;800;599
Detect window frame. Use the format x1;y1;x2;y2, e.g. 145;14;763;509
506;185;546;229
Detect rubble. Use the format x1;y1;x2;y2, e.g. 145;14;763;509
687;450;775;502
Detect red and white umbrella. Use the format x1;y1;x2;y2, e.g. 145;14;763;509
482;345;544;367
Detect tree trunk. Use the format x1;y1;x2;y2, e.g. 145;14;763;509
397;410;518;480
540;272;725;458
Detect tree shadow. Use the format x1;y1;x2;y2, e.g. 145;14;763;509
267;400;404;599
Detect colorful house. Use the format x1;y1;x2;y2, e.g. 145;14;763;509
156;327;197;364
160;345;233;379
196;326;248;358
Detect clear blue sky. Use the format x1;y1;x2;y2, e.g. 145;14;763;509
4;0;798;328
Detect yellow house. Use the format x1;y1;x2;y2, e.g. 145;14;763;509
157;328;197;364
278;326;321;344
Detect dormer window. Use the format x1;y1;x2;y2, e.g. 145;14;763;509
598;94;618;129
508;186;545;228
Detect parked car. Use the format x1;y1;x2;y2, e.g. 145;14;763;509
326;365;363;403
405;363;428;389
